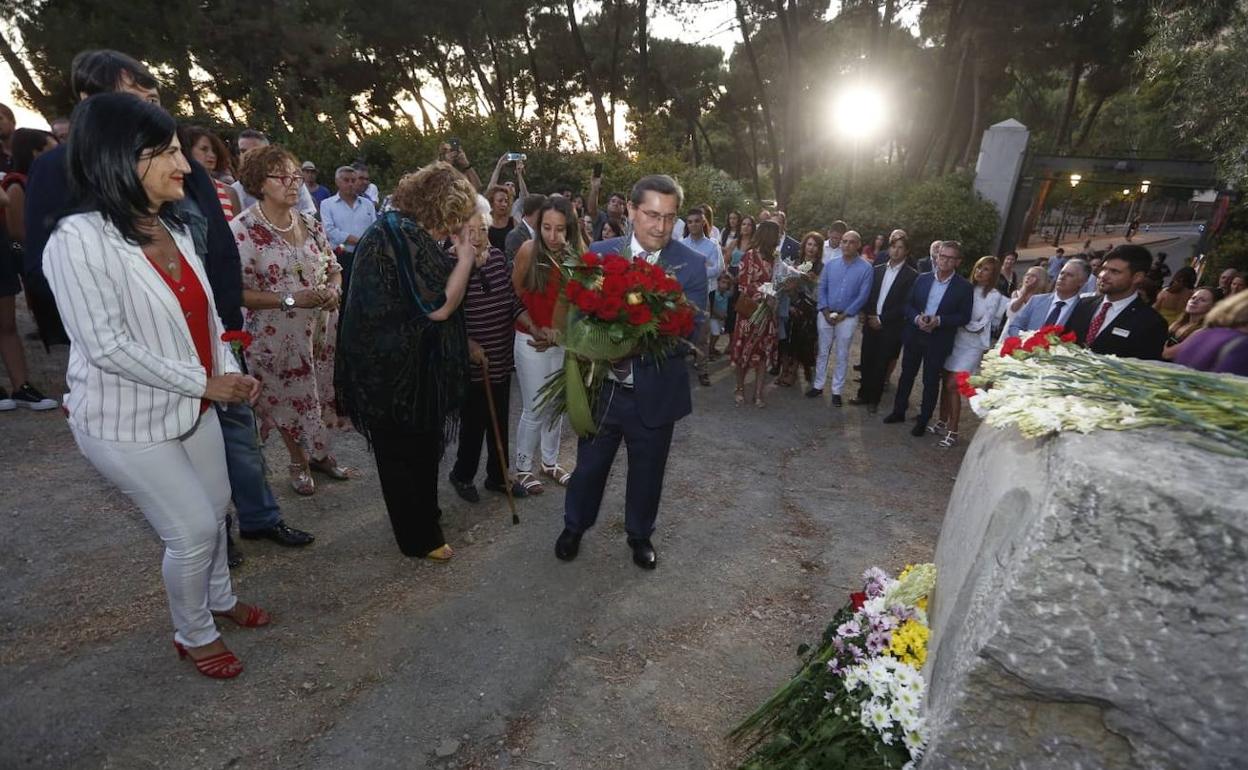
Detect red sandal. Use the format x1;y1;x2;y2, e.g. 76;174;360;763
174;641;243;679
212;602;271;628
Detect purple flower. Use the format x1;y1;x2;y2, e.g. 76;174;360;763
872;614;898;633
847;643;864;662
866;631;890;655
832;636;846;653
837;619;861;638
828;659;842;675
863;567;888;598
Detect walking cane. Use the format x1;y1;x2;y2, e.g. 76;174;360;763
479;357;519;525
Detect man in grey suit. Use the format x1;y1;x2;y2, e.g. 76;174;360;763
505;193;546;268
1007;258;1090;337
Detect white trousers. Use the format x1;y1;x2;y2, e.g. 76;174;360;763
813;314;859;393
73;408;235;648
513;332;566;473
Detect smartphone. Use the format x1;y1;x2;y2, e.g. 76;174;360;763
592;161;603;178
449;137;461;151
505;152;526;162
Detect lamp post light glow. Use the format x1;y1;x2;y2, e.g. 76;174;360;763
1070;173;1082;187
1140;180;1151;194
1122;188;1131;196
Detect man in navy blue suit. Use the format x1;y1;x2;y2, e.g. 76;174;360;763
556;175;707;570
882;240;974;437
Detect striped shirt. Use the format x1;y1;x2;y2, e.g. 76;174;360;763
460;246;525;383
214;178;235;221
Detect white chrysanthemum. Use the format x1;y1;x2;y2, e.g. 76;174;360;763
864;701;893;732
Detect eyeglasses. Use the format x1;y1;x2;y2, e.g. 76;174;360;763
638;209;678;225
266;174;302;187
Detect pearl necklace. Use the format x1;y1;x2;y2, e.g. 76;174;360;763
257;203;296;233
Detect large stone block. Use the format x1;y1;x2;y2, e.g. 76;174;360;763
923;425;1248;769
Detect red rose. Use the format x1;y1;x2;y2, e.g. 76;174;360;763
850;591;867;610
581;252;601;268
597;295;625;320
565;280;583;302
1060;331;1077;343
626;304;653;326
660;277;682;294
576;290;603;314
603;274;629;297
603;254;629;275
1000;337;1022;357
657;311;681;336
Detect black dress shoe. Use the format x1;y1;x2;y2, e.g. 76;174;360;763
555;528;582;561
882;412;906;424
831;395;843;407
450;474;480;503
768;363;781;376
226;534;244;568
484;478;529;498
627;537;657;569
910;421;928;437
240;520;316;546
698;372;711;387
867;404;879;415
848;397;867;405
804;387;823;398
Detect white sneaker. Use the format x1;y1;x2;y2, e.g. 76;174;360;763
10;383;59;411
0;387;15;412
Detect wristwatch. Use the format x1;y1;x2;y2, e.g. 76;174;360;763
282;293;296;310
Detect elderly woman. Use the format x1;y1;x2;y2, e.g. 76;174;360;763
232;144;355;496
335;163;478;560
45;93;267;679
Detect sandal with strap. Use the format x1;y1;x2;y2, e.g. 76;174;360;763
540;463;573;486
174;641;243;679
927;419;949;435
288;464;315;496
309;456;361;481
516;471;545;495
734;387;745;406
212;601;272;629
938;430;960;448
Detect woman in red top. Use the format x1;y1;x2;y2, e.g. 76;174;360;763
510;197;579;494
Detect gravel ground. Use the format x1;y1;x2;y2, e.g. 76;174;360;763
1;310;969;770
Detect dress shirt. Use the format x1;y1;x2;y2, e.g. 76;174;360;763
681;234;722;282
1047;255;1067;283
923;272;955;320
821;243;843;265
1080;274;1098;295
629;235;661;265
818;255;874;315
361;182;380;203
875;261;905;316
232;180;317;217
320;194;378;253
1041;292;1080;328
1091;294;1139;338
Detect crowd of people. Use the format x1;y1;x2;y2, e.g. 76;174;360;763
1;48;1246;680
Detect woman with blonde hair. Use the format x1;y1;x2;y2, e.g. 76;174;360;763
1162;286;1216;361
1004;265;1049;328
936;256;1008;447
1174;290;1248;374
335;162;480;560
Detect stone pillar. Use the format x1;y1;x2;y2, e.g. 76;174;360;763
922;425;1248;769
973;119;1030;256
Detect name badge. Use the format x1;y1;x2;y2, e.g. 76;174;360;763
1111;327;1130;338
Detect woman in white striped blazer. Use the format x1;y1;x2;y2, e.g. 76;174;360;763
45;93;269;680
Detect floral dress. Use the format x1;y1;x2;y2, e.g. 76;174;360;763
232;205;343;457
730;249;779;369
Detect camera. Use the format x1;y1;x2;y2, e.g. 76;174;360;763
505;152;526;162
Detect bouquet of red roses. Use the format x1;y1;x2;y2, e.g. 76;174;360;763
538;250;697;436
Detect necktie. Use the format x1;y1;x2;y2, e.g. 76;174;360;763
637;250;652;263
1043;300;1066;327
1086;301;1112;343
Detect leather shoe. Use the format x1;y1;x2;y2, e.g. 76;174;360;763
867;404;879;415
450;474;480;503
555;528;582;561
882;412;906;424
226;533;244;568
627;537;657;570
804;387;823;398
240;520;316;546
831;395;843;407
910;421;928;437
848;397;867;405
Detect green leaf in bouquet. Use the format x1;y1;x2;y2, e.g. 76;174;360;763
608;326;626;343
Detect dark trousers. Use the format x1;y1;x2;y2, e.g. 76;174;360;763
564;383;675;540
858;323;904;406
369;422;445;557
890;332;945;425
452;377;512;486
338;250;354;303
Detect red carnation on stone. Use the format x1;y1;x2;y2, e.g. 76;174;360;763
850;591;867;610
1000;336;1022;357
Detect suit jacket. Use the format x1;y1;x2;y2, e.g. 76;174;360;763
25;146;244;333
44;212;241;442
865;262;919;329
780;235;800;262
1065;294;1167;360
902;272;974;357
1006;292;1080;338
503;220;532;267
917;256;933;274
589;236;707;427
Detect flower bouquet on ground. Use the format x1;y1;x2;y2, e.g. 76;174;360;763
536;250;697;436
959;324;1248;458
730;564;937;770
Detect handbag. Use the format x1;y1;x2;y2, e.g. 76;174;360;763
735;293;758;318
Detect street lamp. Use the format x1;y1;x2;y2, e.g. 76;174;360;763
1140;180;1151;194
1070;174;1082;187
1054;173;1082;245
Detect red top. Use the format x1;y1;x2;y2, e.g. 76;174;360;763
517;266;562;331
155;253;214;413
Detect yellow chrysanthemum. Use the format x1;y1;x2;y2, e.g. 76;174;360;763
888;619;931;667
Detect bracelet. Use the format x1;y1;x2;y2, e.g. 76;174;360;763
459;164;473;171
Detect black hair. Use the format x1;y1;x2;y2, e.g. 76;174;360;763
238;128;268;142
71;50;159;98
0;103;14;122
521;193;547;218
629;174;683;207
10;129;55;175
65;93;184;246
1103;244;1152;275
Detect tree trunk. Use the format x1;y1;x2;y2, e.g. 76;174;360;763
695;117;718;169
479;9;510;119
960;54;984;166
905;0;967;178
521;23;548;131
608;0;625;136
932;37;972;176
565;0;616;152
1071;93;1107;152
0;29;58;118
879;0;897;64
637;0;650;113
775;0;802;207
745;114;764;201
456;31;507;121
1054;59;1084;152
736;0;784;204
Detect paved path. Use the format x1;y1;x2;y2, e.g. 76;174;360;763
1;322;964;769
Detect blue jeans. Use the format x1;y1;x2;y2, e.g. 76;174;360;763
215;404;282;532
